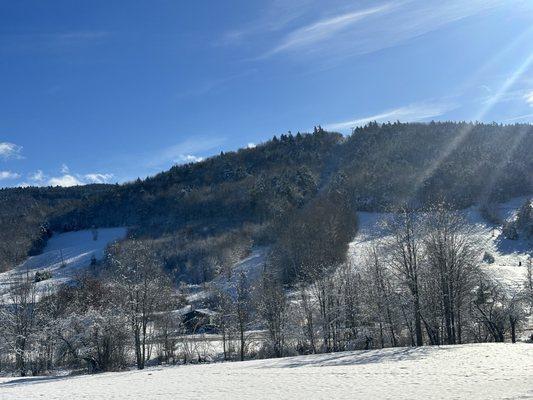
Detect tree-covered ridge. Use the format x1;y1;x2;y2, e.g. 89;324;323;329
51;129;342;233
0;122;531;273
47;122;533;231
338;121;531;209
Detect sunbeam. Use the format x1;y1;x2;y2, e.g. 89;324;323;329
413;49;533;197
479;124;531;204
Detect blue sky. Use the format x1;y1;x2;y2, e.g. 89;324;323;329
1;0;533;187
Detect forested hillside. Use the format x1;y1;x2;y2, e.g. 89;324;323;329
1;122;531;276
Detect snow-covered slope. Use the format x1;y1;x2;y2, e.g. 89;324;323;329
185;247;267;303
0;228;127;296
0;343;531;400
348;197;532;293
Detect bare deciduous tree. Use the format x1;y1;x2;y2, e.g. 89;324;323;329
0;273;38;376
108;239;173;370
257;269;288;357
423;204;480;344
382;208;424;346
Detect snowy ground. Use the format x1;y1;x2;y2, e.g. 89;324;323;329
348;197;532;294
186;247;267;303
0;228;127;299
0;343;531;400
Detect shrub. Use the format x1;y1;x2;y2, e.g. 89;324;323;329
482;252;495;264
34;270;53;282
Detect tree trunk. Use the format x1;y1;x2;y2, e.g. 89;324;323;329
134;328;144;369
510;318;516;343
239;326;245;361
413;290;423;346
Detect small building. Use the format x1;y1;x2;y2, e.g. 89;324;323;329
182;308;219;334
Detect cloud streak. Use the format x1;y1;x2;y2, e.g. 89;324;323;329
1;31;108;54
147;137;226;169
501;112;533;122
218;0;317;46
0;142;23;160
324;101;456;131
244;0;512;62
524;90;533;107
263;4;393;58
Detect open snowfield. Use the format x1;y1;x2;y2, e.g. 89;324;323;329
0;228;127;299
186;247;267;303
0;343;531;400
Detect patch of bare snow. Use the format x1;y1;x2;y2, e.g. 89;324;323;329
0;228;127;298
186;247;267;303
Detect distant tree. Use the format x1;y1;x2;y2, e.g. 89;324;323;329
515;199;533;238
525;259;533;310
473;279;509;343
213;289;235;361
271;194;357;284
234;271;252;361
479;202;501;225
257;269;288;357
503;221;519;240
482;252;495;264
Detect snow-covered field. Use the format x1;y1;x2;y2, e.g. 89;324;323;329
0;228;127;298
0;343;531;399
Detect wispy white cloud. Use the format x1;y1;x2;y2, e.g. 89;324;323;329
241;0;511;61
23;168;115;187
178;155;204;164
29;169;45;182
0;142;23;160
218;0;316;46
501;112;533;122
524;90;533;107
263;4;393;58
0;171;20;180
48;31;108;43
324;101;456;131
148;137;226;168
2;31;109;54
176;70;257;99
83;173;114;184
48;174;83;187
